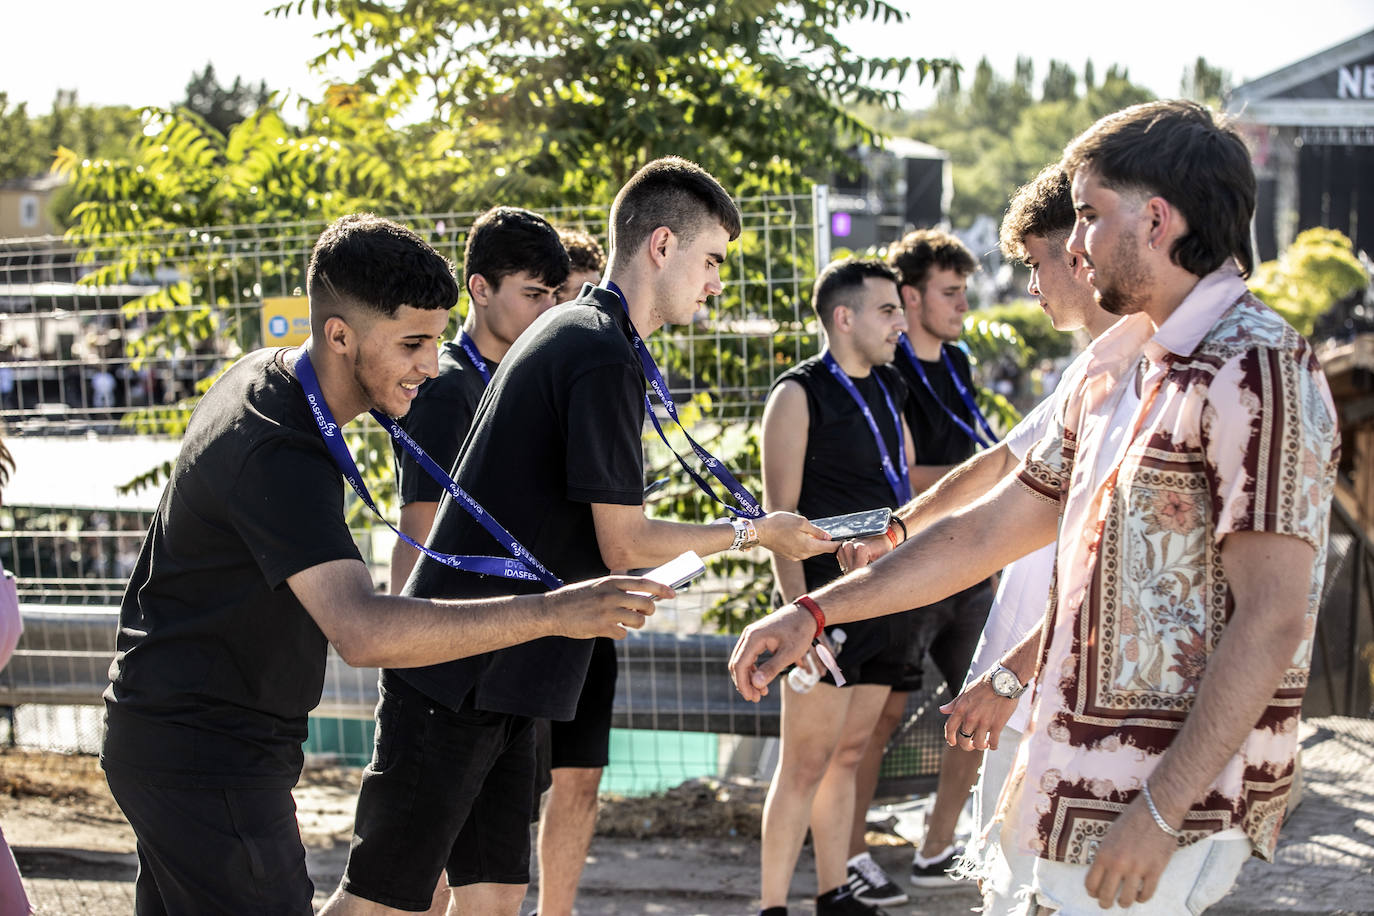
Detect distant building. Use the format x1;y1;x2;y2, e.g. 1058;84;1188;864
1227;28;1374;260
0;175;65;239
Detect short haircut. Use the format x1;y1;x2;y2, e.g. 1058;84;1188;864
812;257;900;330
886;228;976;291
1062;99;1256;278
463;206;570;291
1000;165;1075;264
558;228;606;275
307;214;459;333
609;157;742;259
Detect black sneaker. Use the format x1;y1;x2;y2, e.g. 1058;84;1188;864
846;852;909;906
816;884;892;915
910;844;963;887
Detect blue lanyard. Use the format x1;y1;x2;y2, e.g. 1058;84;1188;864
454;330;491;386
294;350;562;589
820;352;912;505
897;334;998;450
605;281;763;519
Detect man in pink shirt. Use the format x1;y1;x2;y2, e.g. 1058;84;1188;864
731;100;1339;913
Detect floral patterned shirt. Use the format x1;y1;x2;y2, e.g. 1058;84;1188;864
1007;264;1339;865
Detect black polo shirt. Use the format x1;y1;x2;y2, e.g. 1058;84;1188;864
393;340;498;504
396;287;646;721
102;348;363;788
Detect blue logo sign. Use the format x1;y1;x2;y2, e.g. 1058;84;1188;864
268;315;289;337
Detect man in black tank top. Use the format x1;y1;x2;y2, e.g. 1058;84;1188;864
756;258;914;916
843;229;996;891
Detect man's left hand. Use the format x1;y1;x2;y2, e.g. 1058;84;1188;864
939;676;1018;750
1082;796;1178;907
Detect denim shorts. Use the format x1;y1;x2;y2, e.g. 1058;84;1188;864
340;671;537;911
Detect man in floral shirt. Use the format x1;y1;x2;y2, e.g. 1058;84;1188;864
730;99;1339;914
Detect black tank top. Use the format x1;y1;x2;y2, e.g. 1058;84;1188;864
772;355;908;591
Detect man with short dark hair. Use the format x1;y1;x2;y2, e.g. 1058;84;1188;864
389;206;569;593
847;229;993;891
102;214;669;915
732;100;1339;914
328;158;832;916
535;226;610;916
759;257;915;916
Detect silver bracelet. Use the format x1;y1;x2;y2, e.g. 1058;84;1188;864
1141;781;1185;839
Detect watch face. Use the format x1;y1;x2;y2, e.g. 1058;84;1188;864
992;669;1019;697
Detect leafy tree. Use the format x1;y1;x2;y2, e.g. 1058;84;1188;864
1181;56;1229;106
180;63;272;136
1251;228;1368;338
0;91;140;186
0;95;41;180
898;58;1153;225
272;0;951;201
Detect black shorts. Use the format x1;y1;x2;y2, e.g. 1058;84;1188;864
819;610;916;688
903;578;995;694
549;635;617;769
342;672;537;910
104;765;314;916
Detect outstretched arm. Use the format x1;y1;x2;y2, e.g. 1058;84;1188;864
729;474;1057;700
291;559;672;669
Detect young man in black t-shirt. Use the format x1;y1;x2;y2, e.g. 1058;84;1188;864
536;224;612;916
844;229;995;891
758;259;915;916
390;206;569;594
326;158;834;916
102;214;669;916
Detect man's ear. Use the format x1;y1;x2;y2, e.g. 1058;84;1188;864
321;314;354;355
898;282;922;312
833;304;853;333
1145;196;1185;252
646;226;674;268
468;273;491;308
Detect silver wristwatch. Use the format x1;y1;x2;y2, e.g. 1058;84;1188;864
989;664;1028;699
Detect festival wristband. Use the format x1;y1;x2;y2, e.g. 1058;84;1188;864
888;515;907;547
797;595;826;638
795;596;845;686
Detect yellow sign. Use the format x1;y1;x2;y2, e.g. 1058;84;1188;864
262;296;311;347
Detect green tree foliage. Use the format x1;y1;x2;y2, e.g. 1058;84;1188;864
0;91;141;184
1180;56;1229;106
1251;228;1369;338
180;63;272;136
889;58;1153;225
272;0;951;201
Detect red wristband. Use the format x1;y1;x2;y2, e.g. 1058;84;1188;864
796;595;825;640
885;525;900;549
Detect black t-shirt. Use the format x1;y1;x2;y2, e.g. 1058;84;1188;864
396;287;646;721
393;340;498;505
895;342;980;466
774;356;909;591
102;348;363;788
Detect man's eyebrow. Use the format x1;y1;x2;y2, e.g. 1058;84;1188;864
1074;201;1093;212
